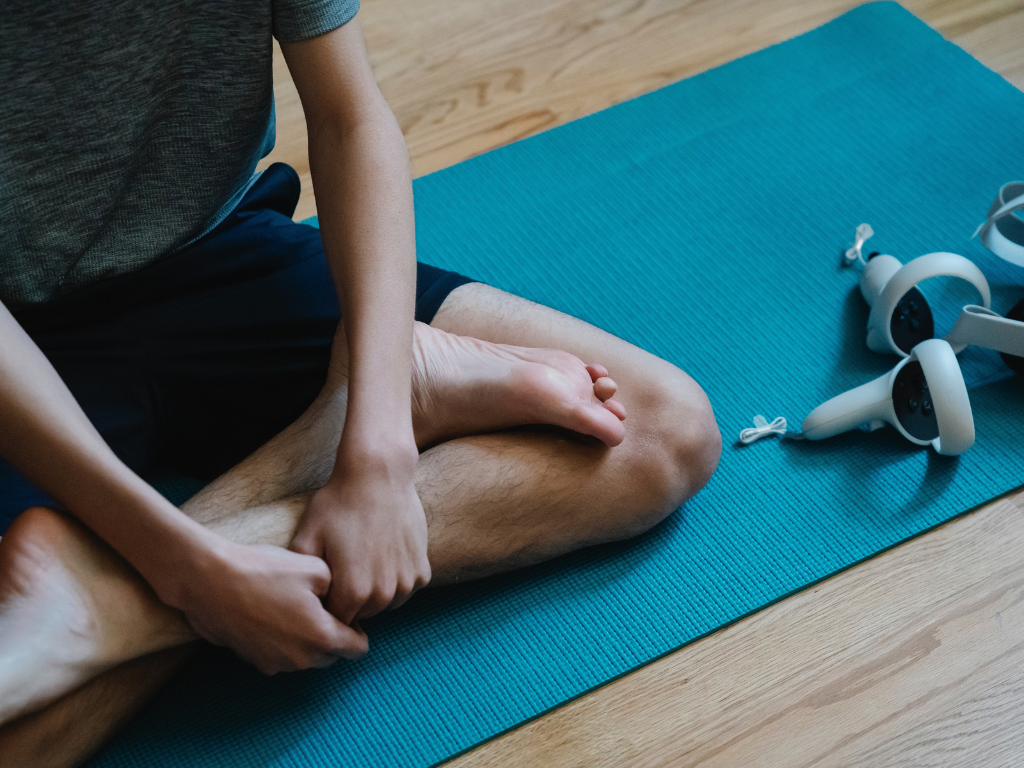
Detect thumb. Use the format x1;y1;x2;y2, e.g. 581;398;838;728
329;615;369;660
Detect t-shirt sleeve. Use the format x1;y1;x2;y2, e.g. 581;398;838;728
272;0;360;43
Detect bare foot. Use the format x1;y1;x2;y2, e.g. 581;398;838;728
0;507;194;725
411;322;627;448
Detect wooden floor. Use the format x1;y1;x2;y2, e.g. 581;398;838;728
261;1;1024;765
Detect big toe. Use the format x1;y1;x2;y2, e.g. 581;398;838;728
573;401;626;447
603;398;627;421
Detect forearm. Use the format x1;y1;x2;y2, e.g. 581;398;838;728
0;302;216;600
307;99;418;462
275;22;433;624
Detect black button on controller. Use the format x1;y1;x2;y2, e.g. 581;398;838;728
889;287;934;355
892;360;939;441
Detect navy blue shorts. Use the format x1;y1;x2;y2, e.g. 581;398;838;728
0;163;476;534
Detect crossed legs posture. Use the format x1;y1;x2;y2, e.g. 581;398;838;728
0;282;720;766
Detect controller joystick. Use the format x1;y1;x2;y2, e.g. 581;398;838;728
801;339;974;455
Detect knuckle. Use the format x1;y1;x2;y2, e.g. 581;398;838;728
310;565;332;589
289;537;315;556
416;566;432;589
310;622;337;653
286;650;311;671
348;581;372;604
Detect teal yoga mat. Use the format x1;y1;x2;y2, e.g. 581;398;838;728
94;4;1024;766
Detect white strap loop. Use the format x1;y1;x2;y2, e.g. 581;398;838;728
844;223;874;265
945;304;1024;358
739;415;789;444
975;182;1024;268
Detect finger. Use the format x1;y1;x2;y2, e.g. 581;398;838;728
329;619;369;660
603;398;627;421
299;554;333;598
334;606;359;626
308;654;341;669
419;559;433;589
355;585;397;622
288;533;318;557
593;376;618;402
586;363;609;382
329;581;367;626
245;649;292;676
386;576;418;612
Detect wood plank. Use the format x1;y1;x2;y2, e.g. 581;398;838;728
259;0;1024;218
258;0;1024;764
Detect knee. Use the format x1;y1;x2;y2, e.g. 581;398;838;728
6;505;67;537
618;363;721;536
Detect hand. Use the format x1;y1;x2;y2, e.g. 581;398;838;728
175;538;368;674
290;448;431;626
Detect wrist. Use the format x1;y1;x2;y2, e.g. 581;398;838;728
141;521;230;610
333;432;419;483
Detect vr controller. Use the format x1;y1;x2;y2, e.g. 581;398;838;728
854;244;1024;366
741;184;1024;455
801;339;974;456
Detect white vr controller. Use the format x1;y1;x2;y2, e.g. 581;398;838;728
801;189;1024;455
853;241;1024;363
742;185;1024;455
801;338;974;456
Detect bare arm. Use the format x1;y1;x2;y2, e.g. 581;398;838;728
282;18;431;624
0;301;202;578
0;302;366;671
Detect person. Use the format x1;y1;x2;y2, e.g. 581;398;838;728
0;0;721;763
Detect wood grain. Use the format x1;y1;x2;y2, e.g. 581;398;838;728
259;1;1024;765
259;0;1024;219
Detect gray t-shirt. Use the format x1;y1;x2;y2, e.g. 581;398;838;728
0;0;359;310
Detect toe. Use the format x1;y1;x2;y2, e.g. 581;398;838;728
593;376;617;402
586;364;609;382
574;402;627;447
603;398;627;421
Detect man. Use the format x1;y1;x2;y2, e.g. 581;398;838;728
0;0;720;762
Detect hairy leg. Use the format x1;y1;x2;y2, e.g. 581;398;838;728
0;284;719;765
183;283;720;582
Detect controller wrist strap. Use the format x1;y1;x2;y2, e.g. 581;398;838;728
945;305;1024;358
738;414;804;444
975;182;1024;268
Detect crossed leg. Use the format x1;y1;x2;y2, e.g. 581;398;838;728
0;283;720;766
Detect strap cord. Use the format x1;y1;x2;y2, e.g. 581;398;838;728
739;415;794;444
844;223;874;266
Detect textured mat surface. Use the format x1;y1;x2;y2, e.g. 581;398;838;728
93;4;1024;766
